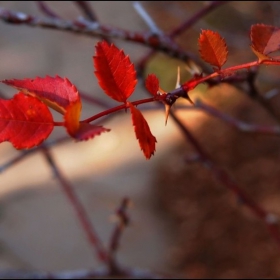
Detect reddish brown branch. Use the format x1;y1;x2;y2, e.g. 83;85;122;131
170;110;280;247
36;1;61;19
0;266;172;279
109;197;130;256
194;99;280;136
170;1;228;38
137;1;227;74
0;7;197;65
74;1;98;22
41;147;110;265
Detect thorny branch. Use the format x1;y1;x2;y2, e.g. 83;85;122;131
1;1;280;278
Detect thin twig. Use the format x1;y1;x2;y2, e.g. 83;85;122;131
109;197;131;256
0;7;198;68
137;1;227;74
41;147;110;265
133;1;162;35
74;1;98;22
36;1;61;19
0;266;171;279
194;99;280;136
0;137;68;173
170;110;280;246
170;1;228;38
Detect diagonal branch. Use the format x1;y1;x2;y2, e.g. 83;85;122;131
0;7;195;64
194;99;280;136
137;1;227;74
74;1;98;22
0;266;172;279
170;110;280;246
41;147;110;265
36;1;61;19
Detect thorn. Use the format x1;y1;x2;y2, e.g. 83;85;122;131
175;66;181;89
185;95;194;105
164;103;171;126
185;60;201;76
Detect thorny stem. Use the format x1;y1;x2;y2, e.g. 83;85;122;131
41;147;110;265
50;56;280;128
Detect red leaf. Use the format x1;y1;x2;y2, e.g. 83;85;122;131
251;24;280;58
72;123;110;141
198;30;228;69
128;102;156;159
93;41;137;102
64;100;82;136
64;100;110;140
0;92;53;149
2;76;80;114
145;74;159;96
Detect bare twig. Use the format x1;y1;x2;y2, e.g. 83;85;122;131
133;1;162;35
36;1;61;19
194;99;280;136
109;197;131;256
137;1;227;74
170;110;280;246
0;7;198;68
0;137;68;173
74;1;98;22
0;266;171;279
170;1;228;38
41;147;110;265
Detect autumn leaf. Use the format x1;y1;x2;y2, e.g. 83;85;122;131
2;76;80;114
93;41;137;102
64;100;110;140
128;102;156;159
0;92;53;149
198;30;228;69
71;123;110;141
64;100;82;136
145;74;159;96
250;24;280;60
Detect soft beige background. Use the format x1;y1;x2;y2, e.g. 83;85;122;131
1;2;280;278
0;1;187;274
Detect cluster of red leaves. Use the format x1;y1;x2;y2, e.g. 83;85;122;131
1;24;280;159
198;23;280;68
0;41;158;159
93;41;157;159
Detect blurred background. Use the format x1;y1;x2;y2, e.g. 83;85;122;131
0;1;280;278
